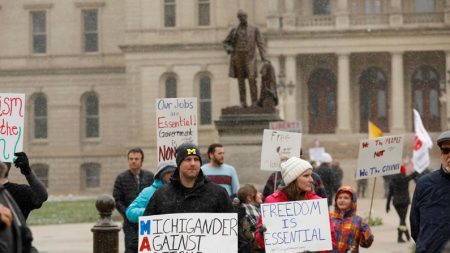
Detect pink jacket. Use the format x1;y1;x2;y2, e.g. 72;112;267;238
255;191;336;252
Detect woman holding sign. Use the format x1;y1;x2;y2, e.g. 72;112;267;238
254;157;336;252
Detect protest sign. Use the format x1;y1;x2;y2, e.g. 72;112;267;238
0;93;25;162
269;121;302;133
356;135;404;179
308;147;325;163
261;198;332;252
138;213;238;253
156;97;197;163
260;129;302;171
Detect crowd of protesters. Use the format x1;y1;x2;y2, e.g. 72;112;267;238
108;131;450;253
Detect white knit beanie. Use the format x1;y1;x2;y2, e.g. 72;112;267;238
280;157;312;186
321;153;333;163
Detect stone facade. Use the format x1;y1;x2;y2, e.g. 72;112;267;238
0;0;448;194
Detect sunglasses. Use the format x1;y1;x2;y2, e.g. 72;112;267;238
441;148;450;155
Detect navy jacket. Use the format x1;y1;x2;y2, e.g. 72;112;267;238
410;167;450;253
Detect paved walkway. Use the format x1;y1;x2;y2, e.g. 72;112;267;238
31;198;414;253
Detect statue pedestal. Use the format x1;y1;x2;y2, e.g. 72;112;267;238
214;107;281;187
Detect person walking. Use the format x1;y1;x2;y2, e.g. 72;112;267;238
223;9;268;107
254;157;336;251
331;186;374;253
410;130;450;253
201;143;240;196
144;142;233;215
315;152;335;207
1;152;48;220
113;148;153;253
386;164;417;243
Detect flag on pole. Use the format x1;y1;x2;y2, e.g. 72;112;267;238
412;109;433;173
368;121;383;139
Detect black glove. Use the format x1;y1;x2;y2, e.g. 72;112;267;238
14;152;31;176
258;224;267;235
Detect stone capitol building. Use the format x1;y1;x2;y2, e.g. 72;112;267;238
0;0;449;194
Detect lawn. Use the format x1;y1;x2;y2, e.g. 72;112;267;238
27;199;122;226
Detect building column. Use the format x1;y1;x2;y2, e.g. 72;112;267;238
389;0;403;27
283;0;296;30
390;51;406;132
445;0;450;25
337;53;351;133
335;0;350;29
445;51;450;129
267;0;282;30
285;54;298;121
270;55;285;119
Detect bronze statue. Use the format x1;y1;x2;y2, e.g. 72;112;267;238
258;61;278;108
223;10;268;108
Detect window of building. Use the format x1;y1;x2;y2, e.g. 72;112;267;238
199;76;212;125
359;67;388;133
33;94;47;139
32;164;49;188
31;11;46;54
83;9;98;52
165;76;177;98
83;93;99;138
81;163;100;188
164;0;176;27
412;65;441;131
313;0;330;15
415;0;435;12
198;0;210;26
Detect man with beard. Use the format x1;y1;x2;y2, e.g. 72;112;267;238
144;142;233;215
202;143;240;196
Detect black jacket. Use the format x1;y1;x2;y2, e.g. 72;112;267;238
0;184;35;253
144;169;233;215
4;171;48;219
113;169;154;218
410;168;450;253
386;172;417;207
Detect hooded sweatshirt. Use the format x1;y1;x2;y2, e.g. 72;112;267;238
331;186;374;253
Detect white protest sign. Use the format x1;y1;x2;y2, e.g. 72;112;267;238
356;135;404;179
138;213;238;253
260;129;302;171
308;147;325;163
156;97;198;163
269;121;302;133
261;198;332;252
0;93;25;162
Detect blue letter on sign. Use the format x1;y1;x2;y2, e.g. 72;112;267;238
140;220;151;235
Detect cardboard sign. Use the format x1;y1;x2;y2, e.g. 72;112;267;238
0;93;25;162
356;135;404;179
138;213;238;253
269;121;302;133
261;198;332;252
156;97;198;163
260;129;302;171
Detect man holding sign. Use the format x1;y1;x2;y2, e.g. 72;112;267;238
144;142;233;215
410;131;450;253
255;157;336;252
